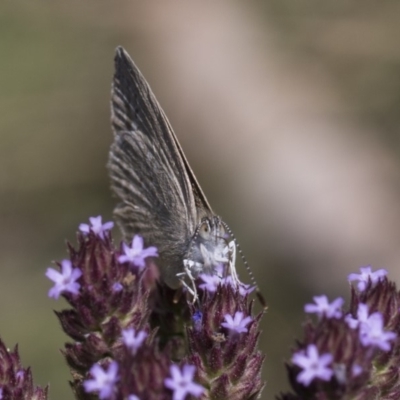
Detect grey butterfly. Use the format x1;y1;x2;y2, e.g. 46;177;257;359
108;47;237;292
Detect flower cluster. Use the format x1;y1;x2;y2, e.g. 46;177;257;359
46;216;265;400
186;286;264;399
0;338;48;400
279;266;400;399
7;211;400;400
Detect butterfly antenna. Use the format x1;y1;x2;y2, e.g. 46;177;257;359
222;222;267;311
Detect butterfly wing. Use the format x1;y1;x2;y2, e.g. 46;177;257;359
108;47;212;286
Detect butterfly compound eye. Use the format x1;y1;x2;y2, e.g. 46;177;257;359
199;221;211;239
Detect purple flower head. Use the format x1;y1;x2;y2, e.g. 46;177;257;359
359;312;397;351
292;344;333;386
0;339;48;399
221;311;252;334
45;259;82;299
83;361;119;399
348;266;387;292
128;395;140;400
79;216;114;240
122;328;147;355
118;235;158;270
304;295;344;319
164;364;204;400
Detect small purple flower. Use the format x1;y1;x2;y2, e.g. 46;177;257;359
222;275;255;296
199;272;255;296
237;282;255;296
16;369;24;382
292;344;333;386
345;314;359;329
0;387;3;400
192;311;203;330
193;310;203;324
46;259;82;299
122;328;147;354
128;395;140;400
345;303;369;329
199;273;221;292
352;364;362;377
112;282;123;292
359;312;397;351
83;361;119;399
348;266;387;292
164;364;204;400
304;295;344;319
79;216;114;240
346;303;397;351
118;235;158;270
221;311;252;334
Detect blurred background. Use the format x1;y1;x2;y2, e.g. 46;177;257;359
1;1;400;398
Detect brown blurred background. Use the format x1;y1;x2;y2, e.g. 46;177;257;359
2;1;400;399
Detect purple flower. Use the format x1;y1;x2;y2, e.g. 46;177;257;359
164;364;204;400
304;295;344;319
16;370;24;383
237;282;255;296
118;235;158;270
83;361;119;399
199;273;221;292
112;282;123;292
128;395;140;400
347;303;396;351
292;344;333;386
352;364;362;377
359;312;397;351
199;272;255;297
345;314;359;329
348;266;387;292
345;303;369;329
222;276;255;296
192;311;203;330
193;311;202;324
122;328;147;354
221;311;252;334
79;216;114;240
45;260;82;299
0;387;3;400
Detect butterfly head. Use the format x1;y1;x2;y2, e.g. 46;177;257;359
186;216;230;276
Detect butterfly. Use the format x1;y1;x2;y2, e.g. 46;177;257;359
108;47;252;297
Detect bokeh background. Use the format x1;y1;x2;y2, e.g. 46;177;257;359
2;1;400;399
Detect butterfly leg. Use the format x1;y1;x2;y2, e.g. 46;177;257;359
176;272;196;299
177;260;200;304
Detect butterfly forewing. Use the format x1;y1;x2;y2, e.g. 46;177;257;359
108;47;214;287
